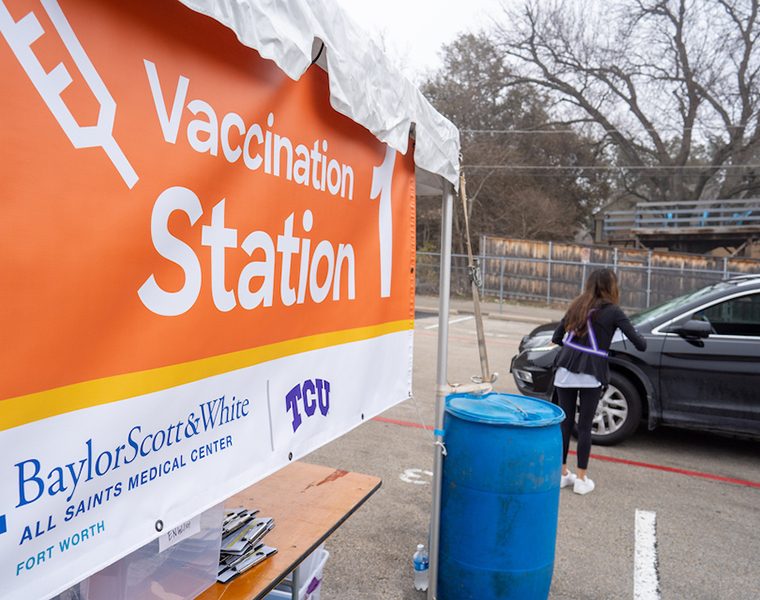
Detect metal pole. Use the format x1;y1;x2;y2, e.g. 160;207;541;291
428;182;454;600
546;241;553;305
480;234;487;298
647;251;652;308
499;256;505;313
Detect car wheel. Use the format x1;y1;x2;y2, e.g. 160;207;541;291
586;372;642;446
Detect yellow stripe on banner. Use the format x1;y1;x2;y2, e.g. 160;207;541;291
0;320;412;432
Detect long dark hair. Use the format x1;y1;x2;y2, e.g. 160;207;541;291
564;268;620;335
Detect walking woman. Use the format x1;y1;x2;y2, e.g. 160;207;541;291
551;268;646;495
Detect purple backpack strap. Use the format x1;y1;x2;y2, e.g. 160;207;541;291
564;311;608;357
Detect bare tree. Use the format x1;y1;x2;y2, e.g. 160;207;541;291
420;32;608;252
497;0;760;203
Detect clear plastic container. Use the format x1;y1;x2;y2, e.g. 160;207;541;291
51;503;224;600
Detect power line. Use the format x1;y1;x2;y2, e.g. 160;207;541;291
460;125;754;134
463;164;760;171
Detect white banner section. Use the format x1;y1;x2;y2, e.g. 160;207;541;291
1;330;412;600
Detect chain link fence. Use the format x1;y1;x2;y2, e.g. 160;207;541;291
416;250;760;312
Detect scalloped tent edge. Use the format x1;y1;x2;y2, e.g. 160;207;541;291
179;0;461;195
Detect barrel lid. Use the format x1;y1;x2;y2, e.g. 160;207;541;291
445;392;565;427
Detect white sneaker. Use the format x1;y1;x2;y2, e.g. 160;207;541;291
560;471;577;488
574;476;595;495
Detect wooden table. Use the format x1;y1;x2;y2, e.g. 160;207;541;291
197;461;382;600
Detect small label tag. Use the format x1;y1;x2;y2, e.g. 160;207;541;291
159;515;201;553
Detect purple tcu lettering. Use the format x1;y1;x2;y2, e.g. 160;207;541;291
286;379;330;432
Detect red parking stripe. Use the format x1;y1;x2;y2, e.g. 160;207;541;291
373;416;429;429
570;450;760;488
372;416;760;488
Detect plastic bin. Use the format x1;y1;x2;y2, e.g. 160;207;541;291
265;546;329;600
51;503;224;600
438;393;564;600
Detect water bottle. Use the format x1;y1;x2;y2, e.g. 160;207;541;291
413;543;429;591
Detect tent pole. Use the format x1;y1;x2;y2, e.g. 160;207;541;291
428;181;454;600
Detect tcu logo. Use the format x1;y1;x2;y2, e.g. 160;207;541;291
286;379;330;432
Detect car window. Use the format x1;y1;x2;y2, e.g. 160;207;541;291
694;293;760;336
629;281;732;326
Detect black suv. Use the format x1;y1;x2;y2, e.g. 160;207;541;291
510;275;760;445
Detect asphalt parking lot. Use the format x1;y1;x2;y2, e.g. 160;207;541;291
304;296;760;600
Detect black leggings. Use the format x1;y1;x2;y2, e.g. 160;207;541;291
557;386;602;471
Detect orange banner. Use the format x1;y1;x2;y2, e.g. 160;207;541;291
1;1;416;597
0;0;415;421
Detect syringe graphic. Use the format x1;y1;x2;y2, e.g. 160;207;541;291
0;0;138;188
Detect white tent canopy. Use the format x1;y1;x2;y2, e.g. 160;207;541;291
179;0;461;193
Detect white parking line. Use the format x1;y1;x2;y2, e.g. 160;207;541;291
634;509;661;600
424;315;474;329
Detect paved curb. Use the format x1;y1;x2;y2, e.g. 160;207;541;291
415;307;553;324
414;306;459;315
415;297;562;325
488;312;553;325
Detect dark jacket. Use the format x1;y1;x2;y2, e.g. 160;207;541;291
551;302;647;385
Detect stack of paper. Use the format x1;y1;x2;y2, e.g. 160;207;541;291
217;509;277;583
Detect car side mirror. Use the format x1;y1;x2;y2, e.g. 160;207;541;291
679;319;712;339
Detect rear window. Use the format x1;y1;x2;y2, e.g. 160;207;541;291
629;282;732;326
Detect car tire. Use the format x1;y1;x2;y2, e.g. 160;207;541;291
588;372;642;446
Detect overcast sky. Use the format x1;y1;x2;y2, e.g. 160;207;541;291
333;0;511;81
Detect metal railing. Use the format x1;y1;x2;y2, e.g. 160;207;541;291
416;251;760;312
603;198;760;239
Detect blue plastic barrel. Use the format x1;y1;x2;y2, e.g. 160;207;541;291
438;392;565;600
